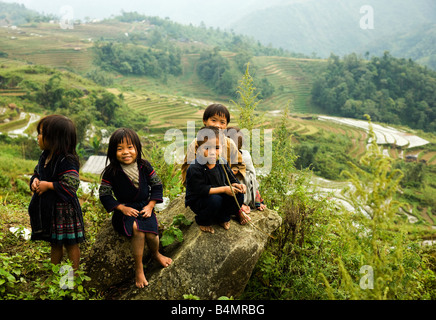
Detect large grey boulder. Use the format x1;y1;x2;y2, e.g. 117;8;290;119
84;194;282;300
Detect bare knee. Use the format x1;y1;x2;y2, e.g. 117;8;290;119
133;222;145;238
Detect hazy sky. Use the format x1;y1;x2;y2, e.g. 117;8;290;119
1;0;294;27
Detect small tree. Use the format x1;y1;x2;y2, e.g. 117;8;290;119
231;63;260;132
259;100;297;210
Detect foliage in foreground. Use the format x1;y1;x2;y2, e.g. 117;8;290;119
243;112;436;300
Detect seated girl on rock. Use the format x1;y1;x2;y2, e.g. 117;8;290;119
99;128;172;288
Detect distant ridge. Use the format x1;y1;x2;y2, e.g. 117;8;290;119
230;0;436;69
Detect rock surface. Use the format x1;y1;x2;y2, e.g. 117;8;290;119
84;194;282;300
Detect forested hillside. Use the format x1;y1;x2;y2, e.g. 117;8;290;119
311;52;436;132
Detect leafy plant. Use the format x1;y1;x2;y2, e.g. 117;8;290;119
160;214;192;247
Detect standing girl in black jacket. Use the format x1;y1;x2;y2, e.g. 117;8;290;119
29;115;85;271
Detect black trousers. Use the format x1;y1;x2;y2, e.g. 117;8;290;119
189;193;244;226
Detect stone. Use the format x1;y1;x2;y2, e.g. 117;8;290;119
84;194;282;299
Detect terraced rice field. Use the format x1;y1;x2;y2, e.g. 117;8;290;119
0;89;27;97
253;56;326;113
0;24;94;72
122;92;204;133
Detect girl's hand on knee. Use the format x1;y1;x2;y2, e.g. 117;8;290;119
140;201;156;218
140;205;152;218
118;204;139;217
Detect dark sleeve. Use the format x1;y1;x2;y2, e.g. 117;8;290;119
99;173;121;213
144;163;163;204
186;164;211;197
52;158;80;202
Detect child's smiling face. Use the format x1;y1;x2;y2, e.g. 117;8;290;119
116;138;137;165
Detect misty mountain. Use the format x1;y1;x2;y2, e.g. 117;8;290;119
0;0;288;27
230;0;436;66
0;1;41;25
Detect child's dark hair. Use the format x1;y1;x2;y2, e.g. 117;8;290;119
203;104;230;124
226;126;243;150
102;128;150;177
197;126;221;148
36;114;79;165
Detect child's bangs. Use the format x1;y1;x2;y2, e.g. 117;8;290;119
114;130;135;147
108;128;143;159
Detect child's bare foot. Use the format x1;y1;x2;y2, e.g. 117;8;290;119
241;204;251;214
237;209;251;225
257;203;266;211
135;269;148;288
220;221;230;230
155;252;172;268
199;225;214;234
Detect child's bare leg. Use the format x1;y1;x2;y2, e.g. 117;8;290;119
51;244;63;265
145;233;172;267
65;244;80;271
131;222;148;288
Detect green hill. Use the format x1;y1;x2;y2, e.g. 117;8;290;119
0;19;325;115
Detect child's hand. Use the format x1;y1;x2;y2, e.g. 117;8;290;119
118;204;139;217
232;183;246;194
31;178;40;192
140;203;154;218
35;181;53;195
223;186;235;197
239;184;247;194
